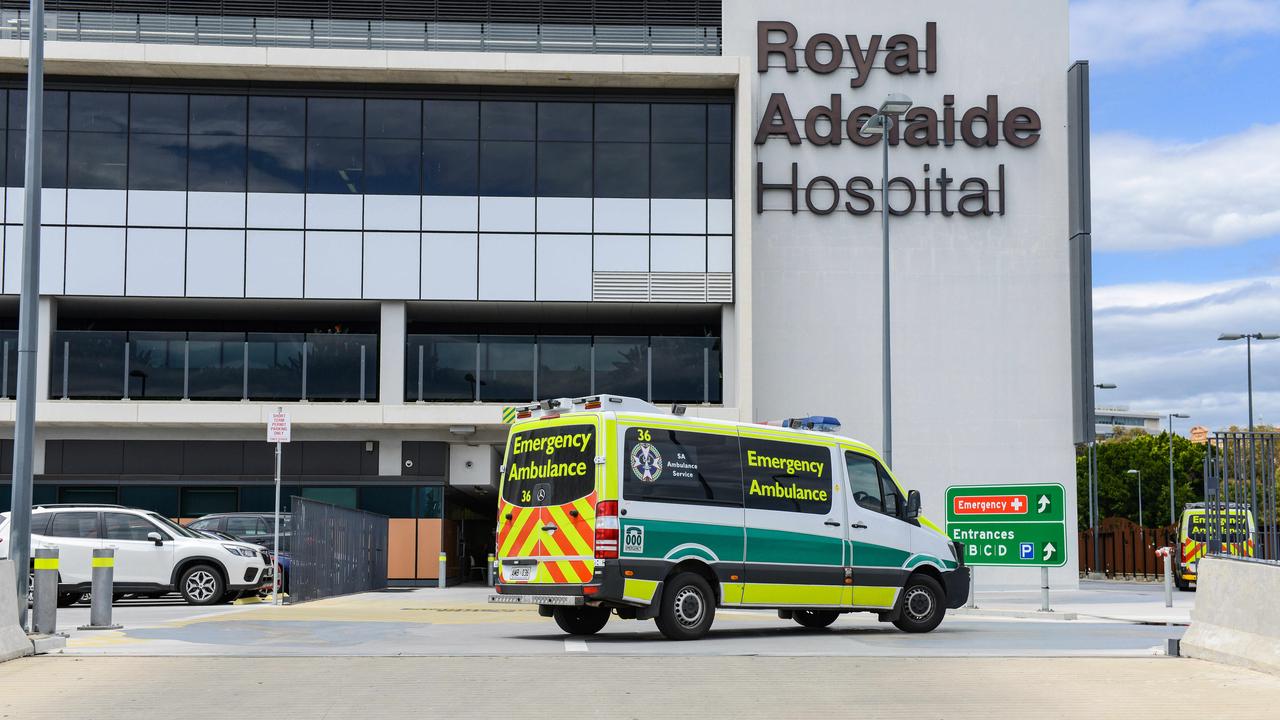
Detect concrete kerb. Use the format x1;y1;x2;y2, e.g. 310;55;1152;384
1181;557;1280;675
0;560;34;663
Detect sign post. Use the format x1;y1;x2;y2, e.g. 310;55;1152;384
945;483;1068;611
267;408;291;605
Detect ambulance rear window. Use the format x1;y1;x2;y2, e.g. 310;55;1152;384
502;424;596;507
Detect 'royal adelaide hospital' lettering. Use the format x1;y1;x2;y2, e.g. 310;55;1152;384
754;21;1041;218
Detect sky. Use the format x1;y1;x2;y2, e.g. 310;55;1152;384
1071;0;1280;433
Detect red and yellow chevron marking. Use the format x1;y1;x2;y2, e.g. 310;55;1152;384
496;493;598;584
497;500;543;558
1181;539;1204;565
1181;537;1257;565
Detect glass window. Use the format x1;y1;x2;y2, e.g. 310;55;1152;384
364;138;421;195
70;91;128;132
187;331;245;400
358;486;415;518
411;335;478;402
226;516;269;538
130;93;187;134
537;336;591;399
9;90;69;130
189;135;247;192
416;486;443;518
119;485;180;518
845;452;885;514
652;143;706;199
52;330;127;399
128;133;188;191
708;104;732;143
366;99;421;139
479;140;534;196
480;101;534;141
537;102;592;141
306;137;363;193
190;95;247;135
595;103;648;141
248;136;305;193
249;96;305;136
104;512;163;541
537;142;591;197
424;100;478;140
741;438;833;515
595;143;649;198
708;143;731;199
30;512;52;535
594;336;647;398
651;337;717;403
302;487;358;509
306;334;377;401
502;424;596;506
478;335;534;402
423;140;477;195
127;331;186;399
187;517;219;531
68;132;127;189
246;332;304;401
879;467;904;519
652;104;706;143
59;487;119;505
181;488;238;517
47;511;101;539
7;130;68;188
623;427;743;506
307;98;363;138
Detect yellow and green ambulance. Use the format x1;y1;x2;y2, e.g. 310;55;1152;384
1174;502;1256;591
489;395;969;640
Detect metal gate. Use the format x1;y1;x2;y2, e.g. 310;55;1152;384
1204;432;1280;563
290;497;389;602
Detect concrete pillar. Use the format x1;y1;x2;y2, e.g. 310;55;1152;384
731;56;754;423
378;439;402;477
34;296;54;403
379;301;406;405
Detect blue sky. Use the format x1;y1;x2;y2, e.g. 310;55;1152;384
1072;0;1280;432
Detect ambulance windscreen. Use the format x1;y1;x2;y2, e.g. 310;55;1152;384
502;424;596;507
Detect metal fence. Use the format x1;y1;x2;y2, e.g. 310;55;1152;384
289;496;388;603
1204;431;1280;564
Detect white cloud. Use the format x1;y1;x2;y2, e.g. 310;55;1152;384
1092;125;1280;251
1071;0;1280;65
1093;276;1280;431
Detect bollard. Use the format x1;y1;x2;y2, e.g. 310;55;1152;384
1158;546;1174;608
32;548;59;635
438;552;447;590
77;549;122;631
486;554;495;587
1038;566;1051;613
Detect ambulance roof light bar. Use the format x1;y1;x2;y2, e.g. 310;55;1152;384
761;416;843;433
514;395;665;420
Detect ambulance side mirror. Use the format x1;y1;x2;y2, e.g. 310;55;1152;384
905;490;921;521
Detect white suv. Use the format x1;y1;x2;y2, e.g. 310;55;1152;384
0;504;273;606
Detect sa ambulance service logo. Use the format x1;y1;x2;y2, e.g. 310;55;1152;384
630;442;663;483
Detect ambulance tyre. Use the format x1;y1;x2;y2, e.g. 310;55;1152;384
793;610;839;629
1174;571;1190;591
553;606;611;635
893;574;945;633
655;572;716;641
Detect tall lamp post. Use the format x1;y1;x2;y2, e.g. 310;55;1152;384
1125;469;1143;528
1090;382;1117;575
858;93;913;469
1219;332;1277;531
1167;412;1189;525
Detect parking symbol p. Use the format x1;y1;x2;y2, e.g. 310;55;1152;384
1019;542;1034;560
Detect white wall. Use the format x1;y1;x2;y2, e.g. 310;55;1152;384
724;0;1076;587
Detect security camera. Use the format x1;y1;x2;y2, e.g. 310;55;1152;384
465;460;474;469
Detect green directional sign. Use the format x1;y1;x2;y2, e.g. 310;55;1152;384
945;483;1068;567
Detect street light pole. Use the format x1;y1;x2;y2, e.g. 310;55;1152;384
859;93;912;469
1218;333;1277;527
1167;412;1188;525
8;0;45;631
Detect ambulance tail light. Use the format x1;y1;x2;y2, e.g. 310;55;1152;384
594;500;619;559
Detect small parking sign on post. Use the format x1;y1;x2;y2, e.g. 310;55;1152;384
1020;542;1035;560
267;408;291;605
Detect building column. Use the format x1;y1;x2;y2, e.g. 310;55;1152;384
35;296;55;401
379;301;406;405
732;57;754;422
378;439;403;477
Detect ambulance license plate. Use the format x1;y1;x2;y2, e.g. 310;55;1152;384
505;563;536;582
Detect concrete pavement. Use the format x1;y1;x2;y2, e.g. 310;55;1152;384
4;655;1280;719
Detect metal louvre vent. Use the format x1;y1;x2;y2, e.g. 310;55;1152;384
592;272;730;303
592;272;649;302
649;273;707;303
707;272;733;302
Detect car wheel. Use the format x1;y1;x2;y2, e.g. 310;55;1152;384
179;564;225;606
893;574;946;633
794;609;839;629
655;572;716;641
552;606;610;635
1173;568;1190;591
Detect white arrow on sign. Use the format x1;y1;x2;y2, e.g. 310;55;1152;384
1037;495;1050;513
1042;543;1056;561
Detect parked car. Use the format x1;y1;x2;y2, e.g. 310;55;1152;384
189;512;292;553
196;528;291;593
0;504;273;606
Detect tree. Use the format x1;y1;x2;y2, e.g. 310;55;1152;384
1075;432;1206;529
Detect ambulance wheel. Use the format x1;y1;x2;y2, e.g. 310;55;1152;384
655;572;716;641
553;606;610;635
1173;570;1190;591
893;574;945;633
793;610;839;629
